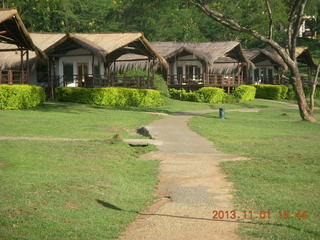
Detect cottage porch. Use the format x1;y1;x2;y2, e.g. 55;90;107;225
0;70;28;84
57;73;155;89
167;73;244;92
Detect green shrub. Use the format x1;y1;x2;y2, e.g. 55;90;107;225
232;85;256;102
55;87;164;107
286;86;296;100
285;86;320;100
0;85;45;110
124;69;170;97
169;88;197;101
254;84;288;100
279;85;289;99
195;87;226;103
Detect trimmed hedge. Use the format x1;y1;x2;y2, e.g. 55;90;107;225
232;85;256;102
169;87;226;103
56;87;164;107
0;85;45;110
254;84;320;100
169;88;197;102
124;69;170;97
195;87;226;103
254;84;288;100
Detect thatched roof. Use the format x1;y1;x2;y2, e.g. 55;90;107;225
244;48;288;70
295;46;317;68
244;47;317;70
116;41;251;74
0;32;167;70
0;33;64;69
0;9;37;50
45;33;167;68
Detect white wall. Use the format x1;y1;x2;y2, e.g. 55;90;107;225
171;54;204;84
56;48;103;87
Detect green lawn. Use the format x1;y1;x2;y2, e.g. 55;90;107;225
0;102;160;240
0;99;310;240
189;108;320;239
0;102;161;139
96;97;296;114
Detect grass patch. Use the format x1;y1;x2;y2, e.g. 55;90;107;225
0;102;161;139
0;102;160;240
189;108;320;239
90;98;296;114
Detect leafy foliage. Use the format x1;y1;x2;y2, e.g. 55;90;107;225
195;87;226;103
4;0;319;48
232;85;256;102
254;84;288;100
56;87;164;107
0;85;45;109
124;70;170;97
169;87;226;103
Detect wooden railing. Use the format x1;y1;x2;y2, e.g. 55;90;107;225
59;74;154;89
0;70;28;84
167;74;243;88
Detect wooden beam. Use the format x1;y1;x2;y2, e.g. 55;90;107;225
0;35;16;44
20;50;23;83
115;58;149;62
0;48;28;52
26;50;29;83
48;53;95;57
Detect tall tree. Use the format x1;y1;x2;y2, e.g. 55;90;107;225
190;0;317;122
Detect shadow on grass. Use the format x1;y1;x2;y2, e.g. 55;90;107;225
96;199;320;237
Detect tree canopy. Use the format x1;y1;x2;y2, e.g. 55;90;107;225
3;0;319;48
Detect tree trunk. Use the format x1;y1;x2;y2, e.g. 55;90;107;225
291;70;316;122
190;0;316;122
310;64;320;113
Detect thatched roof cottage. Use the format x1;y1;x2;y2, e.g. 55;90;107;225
244;47;317;85
0;9;43;84
0;32;167;89
117;41;251;91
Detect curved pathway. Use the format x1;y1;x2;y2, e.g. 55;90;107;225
119;109;256;240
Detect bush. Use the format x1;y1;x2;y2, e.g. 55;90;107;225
232;85;256;102
124;69;170;97
254;84;288;100
195;87;226;103
286;86;296;100
56;87;164;107
286;86;320;100
169;88;197;101
0;85;45;110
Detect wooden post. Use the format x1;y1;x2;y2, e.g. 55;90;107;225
147;58;151;89
0;71;2;84
92;55;95;87
151;59;155;88
20;50;23;84
26;50;29;84
9;70;13;84
48;57;54;99
113;61;116;86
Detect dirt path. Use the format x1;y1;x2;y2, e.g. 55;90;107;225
119;109;252;240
